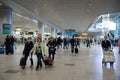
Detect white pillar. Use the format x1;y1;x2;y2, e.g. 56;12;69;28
61;31;64;38
0;6;12;44
51;27;57;38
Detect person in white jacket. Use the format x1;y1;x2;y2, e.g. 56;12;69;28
30;37;45;71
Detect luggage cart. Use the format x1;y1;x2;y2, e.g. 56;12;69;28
102;50;115;67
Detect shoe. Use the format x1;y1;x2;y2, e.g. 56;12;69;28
30;64;33;68
21;66;25;69
35;68;39;71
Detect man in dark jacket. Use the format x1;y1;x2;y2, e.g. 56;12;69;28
5;35;11;55
101;35;111;51
63;37;68;49
10;35;15;54
70;36;75;53
22;37;34;69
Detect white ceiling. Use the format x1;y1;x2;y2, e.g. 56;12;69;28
12;13;38;31
0;0;120;33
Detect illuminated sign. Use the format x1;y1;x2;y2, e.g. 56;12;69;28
2;24;11;34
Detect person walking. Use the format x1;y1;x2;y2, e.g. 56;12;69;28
63;37;68;49
47;36;56;61
101;35;111;52
86;38;90;48
4;35;11;55
30;37;45;71
10;35;15;54
21;37;34;69
56;37;62;49
70;36;75;53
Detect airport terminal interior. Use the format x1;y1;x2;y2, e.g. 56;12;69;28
0;0;120;80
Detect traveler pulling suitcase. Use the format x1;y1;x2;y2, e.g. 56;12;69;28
102;50;115;67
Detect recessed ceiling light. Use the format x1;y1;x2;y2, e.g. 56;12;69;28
44;3;48;6
16;28;21;31
88;3;92;6
86;10;89;12
0;3;2;6
51;9;53;12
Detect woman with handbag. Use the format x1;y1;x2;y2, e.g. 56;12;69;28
47;36;56;61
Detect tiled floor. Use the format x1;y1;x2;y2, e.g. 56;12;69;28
0;43;120;80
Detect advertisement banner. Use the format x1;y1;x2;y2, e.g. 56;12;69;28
2;24;11;34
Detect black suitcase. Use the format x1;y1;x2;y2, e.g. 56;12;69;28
75;47;78;53
19;57;26;66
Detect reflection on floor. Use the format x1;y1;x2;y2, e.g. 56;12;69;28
0;44;120;80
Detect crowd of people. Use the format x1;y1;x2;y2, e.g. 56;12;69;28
21;36;57;70
4;34;113;71
19;36;98;70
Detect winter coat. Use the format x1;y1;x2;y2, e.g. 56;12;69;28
23;41;33;55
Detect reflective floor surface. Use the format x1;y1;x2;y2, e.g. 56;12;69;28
0;44;120;80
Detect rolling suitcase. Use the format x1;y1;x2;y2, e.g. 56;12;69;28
44;57;53;67
75;47;78;54
19;57;26;66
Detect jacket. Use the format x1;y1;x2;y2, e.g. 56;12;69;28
47;40;56;47
101;40;111;49
30;42;45;55
70;38;75;46
23;41;33;55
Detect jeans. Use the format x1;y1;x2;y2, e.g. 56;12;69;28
10;44;14;54
36;53;44;68
6;46;11;55
57;44;60;49
63;44;68;49
71;46;74;53
29;53;33;65
49;52;55;61
24;54;33;66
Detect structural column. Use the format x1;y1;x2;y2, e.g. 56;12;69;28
51;27;57;38
38;21;45;41
115;17;120;39
0;5;12;44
